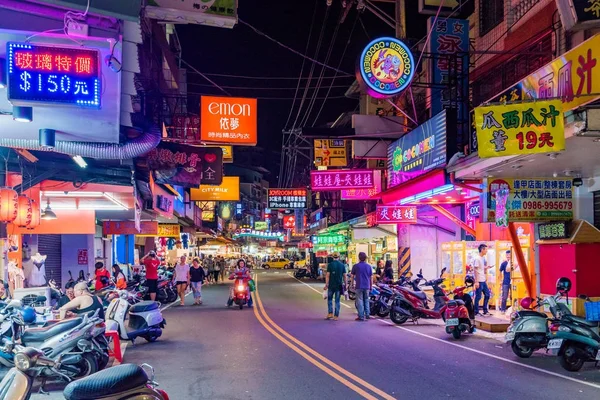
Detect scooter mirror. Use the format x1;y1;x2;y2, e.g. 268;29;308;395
440;267;447;277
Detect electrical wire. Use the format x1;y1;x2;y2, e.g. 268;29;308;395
179;58;231;96
238;17;353;77
186;82;351;90
192;72;353;80
186;91;351;100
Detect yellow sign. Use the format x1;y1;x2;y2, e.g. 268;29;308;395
190;176;240;201
475;100;565;158
314;139;347;167
220;146;233;163
493;34;600;112
139;224;180;238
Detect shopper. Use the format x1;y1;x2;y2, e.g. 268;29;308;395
112;264;127;290
205;255;215;284
59;282;104;319
383;260;394;283
351;252;373;321
219;257;227;282
173;255;190;306
189;258;206;305
324;252;346;321
374;260;384;282
499;250;512;313
213;256;221;284
473;244;492;317
93;262;111;291
141;251;160;301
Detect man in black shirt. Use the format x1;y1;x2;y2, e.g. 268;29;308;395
324;253;346;321
499;250;512;313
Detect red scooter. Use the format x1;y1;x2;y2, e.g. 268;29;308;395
389;268;449;325
444;275;476;339
228;271;251;309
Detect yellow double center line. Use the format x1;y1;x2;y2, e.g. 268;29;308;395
252;274;396;400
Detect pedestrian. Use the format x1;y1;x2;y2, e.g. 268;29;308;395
324;252;346;321
93;262;111;291
382;260;394;283
213;256;221;283
374;260;384;282
219;257;227;282
351;252;373;321
141;251;160;301
499;250;512;313
205;255;215;284
189;258;206;305
173;255;190;306
473;244;493;317
112;264;127;289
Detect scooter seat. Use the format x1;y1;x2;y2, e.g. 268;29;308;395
63;363;148;400
565;314;599;327
130;301;159;313
21;317;83;344
516;310;547;318
447;299;465;307
408;290;427;300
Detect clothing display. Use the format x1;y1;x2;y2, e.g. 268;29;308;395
29;252;47;287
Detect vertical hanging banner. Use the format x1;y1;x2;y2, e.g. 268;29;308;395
474;100;565;158
145;142;223;187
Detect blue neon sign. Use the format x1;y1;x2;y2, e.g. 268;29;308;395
6;42;101;108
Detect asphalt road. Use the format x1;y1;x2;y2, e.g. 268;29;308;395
25;270;600;399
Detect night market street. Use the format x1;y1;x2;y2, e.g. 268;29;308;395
33;271;600;400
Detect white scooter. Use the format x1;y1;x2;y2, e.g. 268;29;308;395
105;291;165;343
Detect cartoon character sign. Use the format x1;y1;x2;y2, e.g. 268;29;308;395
358;37;415;98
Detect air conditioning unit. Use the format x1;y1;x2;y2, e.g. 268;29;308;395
14;287;52;307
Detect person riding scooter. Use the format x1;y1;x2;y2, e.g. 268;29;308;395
227;259;253;308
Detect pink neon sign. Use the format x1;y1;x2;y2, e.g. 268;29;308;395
376;205;418;224
310;170;375;191
341;170;382;200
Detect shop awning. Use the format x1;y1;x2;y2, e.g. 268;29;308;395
380;170;447;205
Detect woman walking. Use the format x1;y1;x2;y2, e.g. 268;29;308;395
173;255;190;306
189;258;206;305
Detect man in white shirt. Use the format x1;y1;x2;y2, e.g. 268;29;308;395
473;244;492;317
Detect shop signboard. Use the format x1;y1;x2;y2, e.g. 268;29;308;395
146;142;223;187
474;100;565;158
254;221;267;231
282;215;295;230
7;42;101;108
376;205;418;224
311;170;375;191
341;170;382;200
538;221;570;240
427;18;469;118
77;249;88;265
366;212;377;227
219;202;233;220
268;189;308;209
387;110;454;188
312;234;345;245
137;224;180;238
316;250;329;257
299;241;313;249
190;177;240;201
172;186;185;216
482;178;575;223
314;139;347;167
233;229;284;240
487;34;600;113
357;37;415;98
465;200;480;231
200;96;257;146
103;221;158;235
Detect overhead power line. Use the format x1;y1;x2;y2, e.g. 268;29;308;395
186;82;351;90
195;72;354;80
238;18;354;77
186;91;353;101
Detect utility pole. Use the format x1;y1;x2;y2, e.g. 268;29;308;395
395;0;406;39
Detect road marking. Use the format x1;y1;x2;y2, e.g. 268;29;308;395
377;318;600;390
287;272;352;308
254;275;395;400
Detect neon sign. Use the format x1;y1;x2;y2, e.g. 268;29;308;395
376;206;417;224
7;42;101;108
311;170;375;191
357;37;415;98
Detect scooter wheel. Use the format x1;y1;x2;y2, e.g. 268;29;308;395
144;335;159;343
239;303;244;310
389;309;408;325
559;344;585;372
511;340;534;358
71;353;98;379
452;330;461;340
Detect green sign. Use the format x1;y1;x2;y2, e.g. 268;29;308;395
314;234;345;245
538;221;569;240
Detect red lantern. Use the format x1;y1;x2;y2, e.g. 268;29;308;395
0;187;18;222
27;199;41;229
14;195;32;227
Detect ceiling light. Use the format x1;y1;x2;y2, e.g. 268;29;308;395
40;200;57;220
39;129;56;148
72;155;87;168
12;106;33;122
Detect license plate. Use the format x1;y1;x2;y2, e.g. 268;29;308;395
505;332;515;342
446;318;459;326
547;338;563;349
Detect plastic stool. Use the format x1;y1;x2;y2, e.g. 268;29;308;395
104;330;122;363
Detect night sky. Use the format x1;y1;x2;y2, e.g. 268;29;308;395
177;0;427;175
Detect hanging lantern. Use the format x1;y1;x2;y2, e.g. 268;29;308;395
14;195;32;228
27;199;41;229
0;187;18;222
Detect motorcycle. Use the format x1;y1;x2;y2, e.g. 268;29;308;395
0;346;169;400
389;268;449;325
227;271;251;309
294;267;316;280
547;294;600;371
444;276;475;339
105;291;166;343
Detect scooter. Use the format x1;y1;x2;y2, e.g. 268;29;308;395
547;294;600;371
389;268;449;325
227;271;251;309
105;291;166;343
444;276;475;339
0;346;169;400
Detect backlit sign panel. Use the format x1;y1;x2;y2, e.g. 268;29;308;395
7;42;100;108
311;170;375;191
268;188;307;209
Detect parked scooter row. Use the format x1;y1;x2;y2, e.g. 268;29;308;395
506;277;600;372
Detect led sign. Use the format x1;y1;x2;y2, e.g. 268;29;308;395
7;42;101;108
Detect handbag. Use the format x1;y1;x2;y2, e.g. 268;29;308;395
248;279;256;292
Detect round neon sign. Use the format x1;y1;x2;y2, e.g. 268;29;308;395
357;37;415;98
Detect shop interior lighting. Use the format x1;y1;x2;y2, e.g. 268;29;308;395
12;106;33;122
41;191;129;210
72;155;87;168
39;129;56;148
40;200;57;220
400;184;475;205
